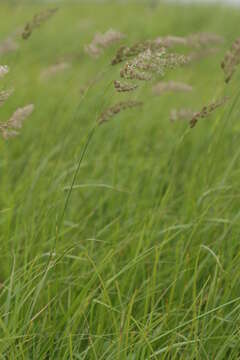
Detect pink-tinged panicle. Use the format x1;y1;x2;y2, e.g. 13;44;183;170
170;109;196;122
85;29;126;58
186;33;224;48
0;104;34;140
221;38;240;83
153;81;193;95
0;65;9;78
0;37;19;56
98;101;142;125
22;8;58;40
0;89;14;108
40;62;71;80
188;47;219;62
156;33;224;48
190;97;229;128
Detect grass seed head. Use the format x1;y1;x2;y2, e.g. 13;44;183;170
0;89;14;107
190;96;229;128
22;8;58;39
0;104;34;139
155;33;224;49
40;62;71;80
112;33;223;65
221;38;240;83
120;48;189;81
114;80;138;92
170;108;196;122
0;65;9;78
98;101;142;125
85;29;125;58
153;81;193;95
0;37;19;56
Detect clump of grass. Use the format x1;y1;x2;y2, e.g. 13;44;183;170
22;8;58;40
152;81;193;95
98;100;142;125
85;28;125;58
0;104;34;139
221;37;240;83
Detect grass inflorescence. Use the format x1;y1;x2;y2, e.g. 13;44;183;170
1;1;240;359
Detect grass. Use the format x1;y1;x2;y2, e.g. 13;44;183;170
1;0;240;358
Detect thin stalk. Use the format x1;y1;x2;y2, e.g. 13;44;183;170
56;124;97;244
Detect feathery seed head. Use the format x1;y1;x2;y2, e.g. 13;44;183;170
153;81;193;95
190;97;229;128
0;65;9;78
0;104;34;140
0;89;14;108
22;8;58;39
114;80;138;92
98;101;142;125
85;29;125;58
170;109;196;122
120;48;189;81
0;37;19;56
40;62;71;80
221;38;240;83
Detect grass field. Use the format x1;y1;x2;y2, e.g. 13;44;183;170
1;1;240;358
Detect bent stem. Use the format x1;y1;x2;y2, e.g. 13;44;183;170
56;124;97;248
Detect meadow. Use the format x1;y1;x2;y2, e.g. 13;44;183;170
1;1;240;358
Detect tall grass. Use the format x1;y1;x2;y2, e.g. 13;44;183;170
0;1;240;358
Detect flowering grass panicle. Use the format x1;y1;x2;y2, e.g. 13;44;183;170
111;33;223;65
40;62;71;80
0;89;14;107
114;80;138;92
112;40;165;65
0;104;34;139
188;47;219;62
152;81;193;95
0;65;9;78
0;37;19;56
98;100;142;125
155;33;224;49
187;33;224;48
22;8;58;39
170;108;196;122
120;48;189;81
221;38;240;83
190;96;229;128
85;29;125;58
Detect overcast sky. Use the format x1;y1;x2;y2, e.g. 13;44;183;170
171;0;240;3
176;0;240;5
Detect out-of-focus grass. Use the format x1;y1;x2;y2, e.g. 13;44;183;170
1;1;240;358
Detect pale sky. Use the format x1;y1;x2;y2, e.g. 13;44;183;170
171;0;240;3
169;0;240;5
